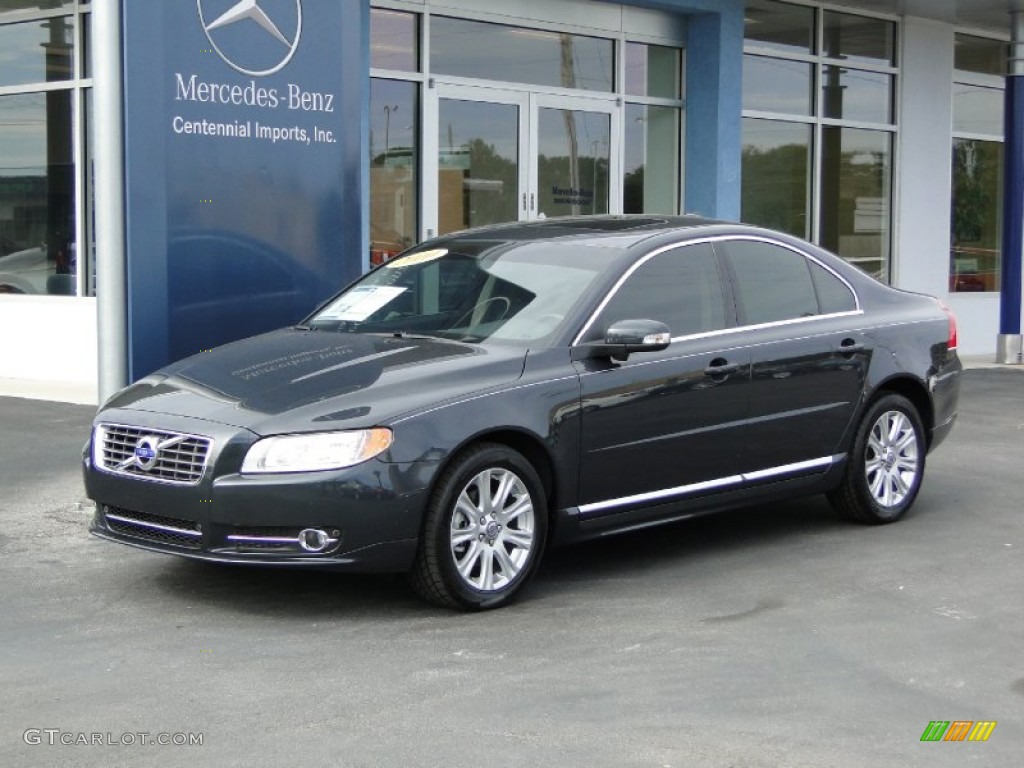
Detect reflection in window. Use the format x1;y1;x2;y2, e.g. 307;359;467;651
537;108;610;217
744;0;814;55
370;79;418;265
822;11;895;66
370;8;418;72
0;1;73;21
743;54;812;116
624;43;681;99
950;139;1002;292
821;66;892;124
624;105;679;215
954;33;1007;77
742;3;896;282
953;84;1004;136
741;118;811;238
820;127;891;282
438;99;519;235
431;17;613;92
0;91;76;295
0;16;74;87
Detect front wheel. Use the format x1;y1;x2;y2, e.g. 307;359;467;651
409;444;548;610
828;394;926;524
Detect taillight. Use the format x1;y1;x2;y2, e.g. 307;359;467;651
936;299;958;351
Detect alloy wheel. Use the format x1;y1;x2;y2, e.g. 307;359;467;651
449;468;536;592
864;409;920;508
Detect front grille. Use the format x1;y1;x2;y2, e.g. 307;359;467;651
103;506;202;550
96;424;211;485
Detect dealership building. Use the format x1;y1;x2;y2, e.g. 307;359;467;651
0;0;1022;403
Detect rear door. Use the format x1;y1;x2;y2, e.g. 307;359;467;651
714;238;869;475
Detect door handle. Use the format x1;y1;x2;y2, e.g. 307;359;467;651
704;358;740;377
838;338;865;355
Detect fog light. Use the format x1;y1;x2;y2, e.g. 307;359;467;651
298;528;331;553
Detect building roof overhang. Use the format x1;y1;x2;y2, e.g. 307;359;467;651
825;0;1024;35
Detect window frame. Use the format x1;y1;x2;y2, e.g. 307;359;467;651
582;241;731;343
371;0;687;249
0;2;92;299
740;0;899;282
949;29;1008;295
573;234;861;346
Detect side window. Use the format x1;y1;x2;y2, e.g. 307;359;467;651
587;243;727;341
809;260;858;313
720;240;818;324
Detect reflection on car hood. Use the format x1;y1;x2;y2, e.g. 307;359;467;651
105;329;529;434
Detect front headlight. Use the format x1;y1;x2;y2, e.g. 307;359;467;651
240;429;393;474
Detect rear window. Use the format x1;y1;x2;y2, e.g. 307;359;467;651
720;240;818;325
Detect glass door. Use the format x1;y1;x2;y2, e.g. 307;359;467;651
426;86;620;237
532;94;620;219
433;85;529;237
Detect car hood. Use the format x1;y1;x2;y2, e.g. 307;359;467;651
103;329;529;434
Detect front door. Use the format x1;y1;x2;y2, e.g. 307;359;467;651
574;242;751;519
428;85;620;237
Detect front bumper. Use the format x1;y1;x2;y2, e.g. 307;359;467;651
83;410;436;573
89;507;419;571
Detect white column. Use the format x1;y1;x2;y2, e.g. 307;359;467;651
92;0;129;398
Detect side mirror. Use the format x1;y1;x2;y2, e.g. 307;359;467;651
572;319;672;362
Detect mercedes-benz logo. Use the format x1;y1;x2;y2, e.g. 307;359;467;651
197;0;302;77
134;436;161;472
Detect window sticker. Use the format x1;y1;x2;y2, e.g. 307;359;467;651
320;286;407;321
384;248;448;268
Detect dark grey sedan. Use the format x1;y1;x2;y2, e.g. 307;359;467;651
84;216;961;609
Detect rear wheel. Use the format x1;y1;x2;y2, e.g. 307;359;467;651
409;443;547;610
829;394;925;524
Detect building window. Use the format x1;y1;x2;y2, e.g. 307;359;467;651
370;8;421;266
741;119;811;238
623;42;683;214
370;79;419;267
950;33;1006;293
741;0;897;282
371;8;418;72
371;4;685;254
0;3;91;297
430;16;614;93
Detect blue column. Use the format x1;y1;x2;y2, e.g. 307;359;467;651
998;13;1024;362
684;5;744;220
1001;76;1024;334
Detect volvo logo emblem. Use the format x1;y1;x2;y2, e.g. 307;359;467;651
197;0;302;77
134;436;161;472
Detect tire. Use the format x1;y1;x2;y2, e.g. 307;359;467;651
409;443;548;610
828;393;926;524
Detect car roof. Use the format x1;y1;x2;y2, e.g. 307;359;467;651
433;214;727;250
427;215;889;296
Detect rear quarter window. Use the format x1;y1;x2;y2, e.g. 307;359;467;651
809;260;858;313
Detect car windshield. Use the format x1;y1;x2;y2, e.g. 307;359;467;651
308;239;624;344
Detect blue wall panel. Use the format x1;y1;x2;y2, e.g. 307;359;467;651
122;0;368;380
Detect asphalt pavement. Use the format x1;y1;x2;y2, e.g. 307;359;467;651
0;369;1021;767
